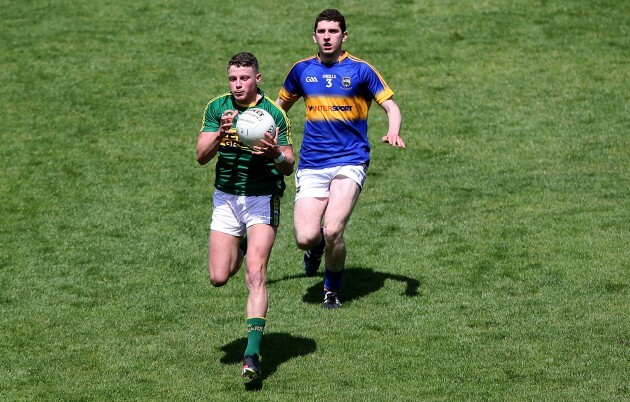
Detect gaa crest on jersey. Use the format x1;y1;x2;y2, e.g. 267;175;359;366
342;77;351;87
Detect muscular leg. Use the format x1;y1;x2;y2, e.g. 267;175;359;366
208;231;243;287
323;176;361;272
242;223;276;364
244;223;277;317
294;197;327;250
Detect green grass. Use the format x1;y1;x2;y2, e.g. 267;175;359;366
1;0;628;400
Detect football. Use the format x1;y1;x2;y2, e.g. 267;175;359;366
235;108;276;148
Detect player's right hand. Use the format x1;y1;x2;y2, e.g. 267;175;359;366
220;110;238;136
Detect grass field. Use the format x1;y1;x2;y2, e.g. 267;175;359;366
1;0;628;400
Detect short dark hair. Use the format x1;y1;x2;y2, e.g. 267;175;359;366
227;52;259;72
314;9;346;33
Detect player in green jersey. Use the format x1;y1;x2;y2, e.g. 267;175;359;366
196;52;295;382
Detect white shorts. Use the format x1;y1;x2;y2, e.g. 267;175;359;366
210;189;281;236
295;164;368;200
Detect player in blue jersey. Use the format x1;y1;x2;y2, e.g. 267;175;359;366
276;9;405;309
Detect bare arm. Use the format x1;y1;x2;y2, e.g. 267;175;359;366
196;110;237;165
274;145;296;176
275;97;297;113
253;129;296;176
379;98;405;148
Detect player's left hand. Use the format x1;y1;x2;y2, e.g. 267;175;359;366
252;128;283;160
382;133;406;148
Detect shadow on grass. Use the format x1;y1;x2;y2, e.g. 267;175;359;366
219;332;317;390
269;266;421;305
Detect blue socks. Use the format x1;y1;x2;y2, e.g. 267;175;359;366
324;267;344;292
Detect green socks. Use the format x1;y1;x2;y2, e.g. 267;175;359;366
244;317;266;357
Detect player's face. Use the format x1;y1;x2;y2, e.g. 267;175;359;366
227;65;261;104
313;20;347;61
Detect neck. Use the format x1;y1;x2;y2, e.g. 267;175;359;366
236;92;261;107
320;50;344;64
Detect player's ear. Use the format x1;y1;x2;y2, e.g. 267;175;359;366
342;31;348;42
256;73;262;84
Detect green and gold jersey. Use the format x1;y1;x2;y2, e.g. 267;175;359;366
201;89;292;196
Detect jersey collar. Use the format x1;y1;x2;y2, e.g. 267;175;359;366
234;89;265;108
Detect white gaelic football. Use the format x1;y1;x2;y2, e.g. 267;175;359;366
235;108;276;148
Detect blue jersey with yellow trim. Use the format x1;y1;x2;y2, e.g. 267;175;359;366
279;51;394;169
